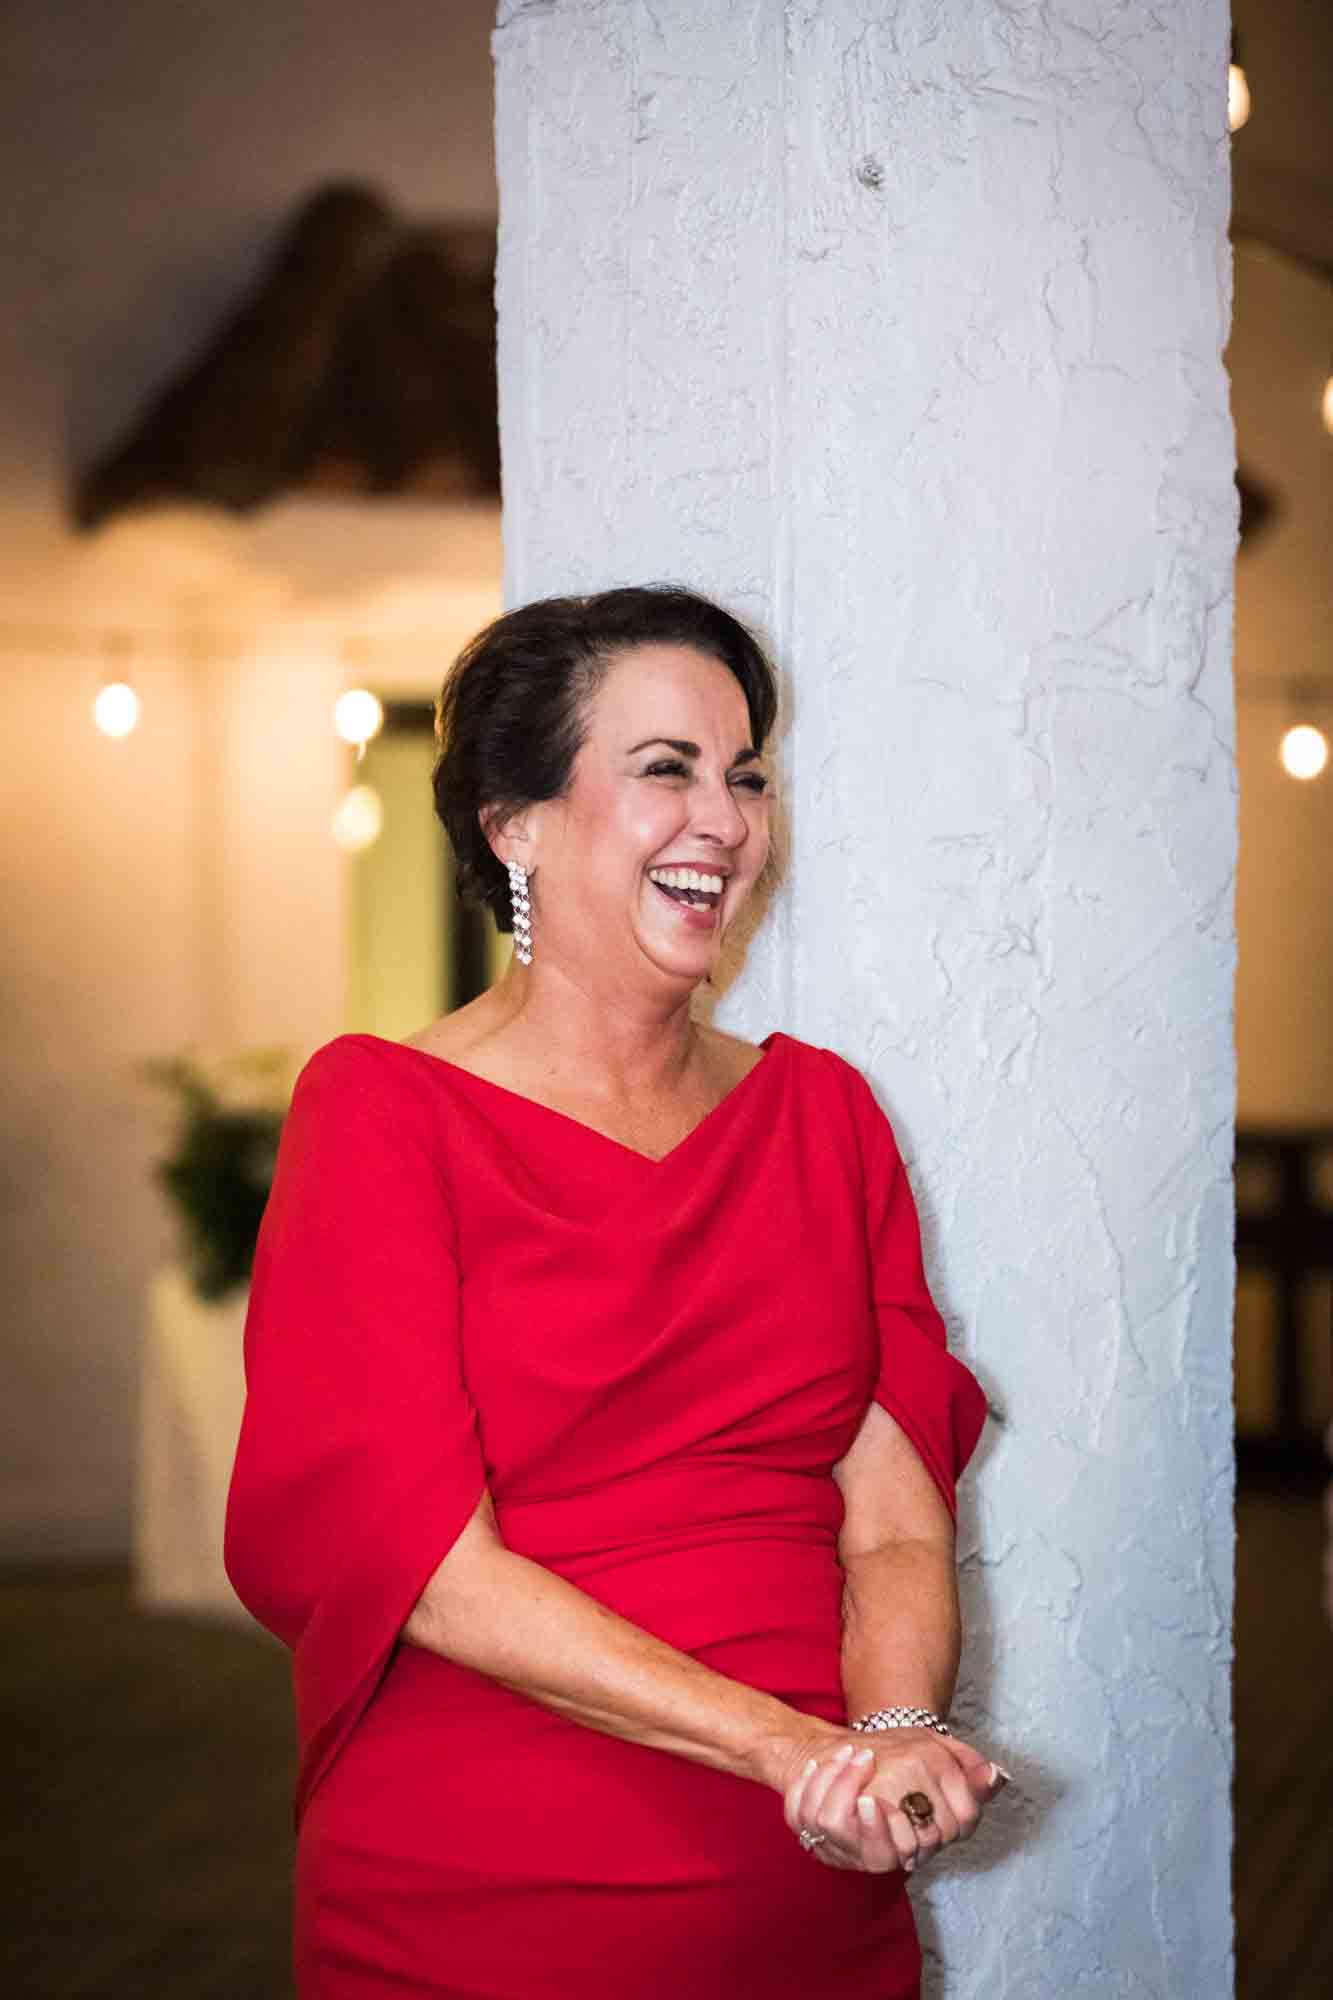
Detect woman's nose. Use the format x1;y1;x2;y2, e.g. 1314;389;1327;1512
691;775;749;847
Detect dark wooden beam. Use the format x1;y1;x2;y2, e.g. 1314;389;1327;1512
72;183;499;531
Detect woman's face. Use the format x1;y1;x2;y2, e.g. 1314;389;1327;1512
521;643;773;992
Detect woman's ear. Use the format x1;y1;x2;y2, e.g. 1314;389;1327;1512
479;802;534;871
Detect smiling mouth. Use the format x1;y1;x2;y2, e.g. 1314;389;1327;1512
650;878;721;911
644;862;728;918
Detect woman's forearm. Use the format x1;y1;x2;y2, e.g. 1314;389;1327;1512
838;1539;962;1722
402;1500;841;1790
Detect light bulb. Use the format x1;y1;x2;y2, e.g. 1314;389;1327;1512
332;783;384;850
1228;63;1250;133
334;688;384;747
1280;724;1329;781
94;680;139;737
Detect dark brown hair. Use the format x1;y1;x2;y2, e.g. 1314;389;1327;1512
432;584;778;930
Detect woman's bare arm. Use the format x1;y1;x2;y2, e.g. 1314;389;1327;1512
780;1399;999;1872
402;1489;842;1794
832;1399;962;1719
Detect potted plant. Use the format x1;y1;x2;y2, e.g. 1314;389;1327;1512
132;1044;297;1617
137;1045;297;1301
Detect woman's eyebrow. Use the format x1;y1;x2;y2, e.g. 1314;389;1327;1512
626;737;762;765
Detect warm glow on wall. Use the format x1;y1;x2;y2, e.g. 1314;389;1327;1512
1279;724;1329;782
93;680;139;738
1321;375;1333;436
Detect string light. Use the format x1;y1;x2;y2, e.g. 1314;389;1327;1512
93;680;139;738
332;784;384;851
334;687;385;759
1239;681;1332;784
1279;724;1329;782
93;631;139;738
1228;62;1251;133
1228;32;1250;135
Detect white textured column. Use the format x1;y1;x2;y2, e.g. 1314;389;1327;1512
494;4;1236;1993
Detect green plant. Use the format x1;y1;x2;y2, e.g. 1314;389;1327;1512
137;1046;297;1302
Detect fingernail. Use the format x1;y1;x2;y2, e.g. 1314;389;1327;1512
903;1856;916;1873
832;1741;856;1763
803;1757;818;1776
990;1762;1012;1785
852;1746;875;1765
856;1795;877;1819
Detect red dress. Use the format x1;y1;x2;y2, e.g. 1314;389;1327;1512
225;1030;987;1999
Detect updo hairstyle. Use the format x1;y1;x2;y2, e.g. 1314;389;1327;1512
432;584;778;932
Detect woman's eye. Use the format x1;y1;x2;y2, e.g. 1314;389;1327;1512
639;760;767;793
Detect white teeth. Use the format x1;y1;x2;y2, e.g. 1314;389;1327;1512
647;866;725;893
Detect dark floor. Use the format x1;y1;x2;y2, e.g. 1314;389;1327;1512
2;1488;1330;1998
1;1568;295;1999
1233;1485;1333;1999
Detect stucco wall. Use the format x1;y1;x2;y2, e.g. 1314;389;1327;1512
495;2;1236;1992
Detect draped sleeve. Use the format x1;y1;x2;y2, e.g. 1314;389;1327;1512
832;1055;988;1519
224;1037;488;1821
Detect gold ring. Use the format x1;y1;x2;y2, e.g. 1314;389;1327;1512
899;1791;934;1827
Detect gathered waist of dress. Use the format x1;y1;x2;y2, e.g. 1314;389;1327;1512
493;1455;845;1574
354;1463;854;1745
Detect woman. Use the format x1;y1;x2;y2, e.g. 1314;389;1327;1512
225;585;1002;1999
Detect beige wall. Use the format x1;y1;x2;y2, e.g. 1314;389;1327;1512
1231;241;1333;1126
0;3;501;1559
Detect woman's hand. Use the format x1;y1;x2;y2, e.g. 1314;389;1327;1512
778;1729;1007;1874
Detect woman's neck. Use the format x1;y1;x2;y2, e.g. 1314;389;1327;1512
479;955;709;1102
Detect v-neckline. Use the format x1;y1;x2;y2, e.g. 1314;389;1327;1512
344;1029;785;1166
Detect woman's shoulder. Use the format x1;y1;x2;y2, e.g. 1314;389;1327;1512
759;1028;868;1093
765;1033;900;1146
286;1032;451;1137
695;1021;852;1065
297;1030;420;1083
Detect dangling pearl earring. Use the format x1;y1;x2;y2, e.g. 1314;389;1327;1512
507;859;533;964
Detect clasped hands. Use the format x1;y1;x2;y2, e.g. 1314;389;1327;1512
779;1727;1009;1875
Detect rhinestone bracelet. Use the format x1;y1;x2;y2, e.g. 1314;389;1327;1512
849;1705;952;1736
